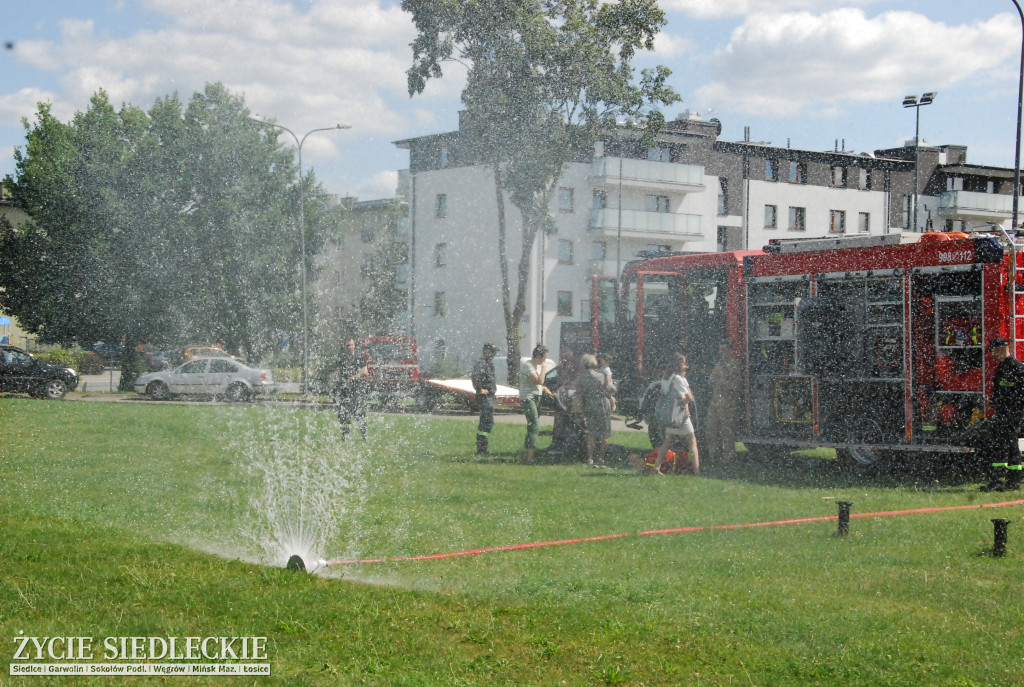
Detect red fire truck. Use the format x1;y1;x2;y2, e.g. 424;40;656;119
357;336;420;405
590;231;1024;467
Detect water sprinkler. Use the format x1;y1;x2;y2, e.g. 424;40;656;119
836;501;853;536
285;555;328;573
991;519;1011;557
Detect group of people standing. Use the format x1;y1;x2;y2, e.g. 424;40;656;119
470;341;554;462
469;341;705;472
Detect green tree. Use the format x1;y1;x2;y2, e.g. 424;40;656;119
403;0;679;382
0;83;337;388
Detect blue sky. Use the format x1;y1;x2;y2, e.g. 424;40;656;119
1;1;1022;200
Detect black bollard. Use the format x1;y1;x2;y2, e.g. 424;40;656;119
991;519;1011;557
836;501;853;536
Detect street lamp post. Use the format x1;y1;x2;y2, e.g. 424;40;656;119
1011;1;1024;235
902;92;937;233
249;116;351;394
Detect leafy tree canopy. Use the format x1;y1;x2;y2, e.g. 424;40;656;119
402;0;680;381
0;83;338;386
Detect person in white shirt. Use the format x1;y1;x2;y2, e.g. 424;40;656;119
519;344;552;462
653;353;700;475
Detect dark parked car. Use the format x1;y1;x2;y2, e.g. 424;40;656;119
90;342;124;365
0;345;79;399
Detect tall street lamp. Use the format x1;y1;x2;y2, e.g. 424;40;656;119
1010;1;1024;235
249;116;351;394
902;92;937;233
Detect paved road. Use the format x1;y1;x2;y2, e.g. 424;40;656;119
71;370;634;431
77;370;301;394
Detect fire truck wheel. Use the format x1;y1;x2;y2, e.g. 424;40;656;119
839;446;884;469
838;419;890;469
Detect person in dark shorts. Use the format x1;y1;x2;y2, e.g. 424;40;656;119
471;342;499;455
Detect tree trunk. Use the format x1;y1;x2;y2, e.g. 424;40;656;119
118;338;142;392
494;163;522;386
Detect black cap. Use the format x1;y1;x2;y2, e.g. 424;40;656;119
483;343;498;353
988;337;1010;351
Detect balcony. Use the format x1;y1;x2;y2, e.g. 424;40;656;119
938;190;1012;221
589;208;703;240
591;156;704;192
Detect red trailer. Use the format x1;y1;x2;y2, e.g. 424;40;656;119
594;232;1024;467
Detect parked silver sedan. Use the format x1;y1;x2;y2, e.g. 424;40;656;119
133;357;275;402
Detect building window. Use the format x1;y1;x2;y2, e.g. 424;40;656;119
435;193;448;218
858;168;870;190
647;146;670;162
440;144;449;168
558;187;575;213
558;240;573;265
434;292;446;317
945;219;966;231
645;194;670;213
717;178;729;216
764;205;777;230
434;242;447;268
830;166;845;188
592;189;607;209
987;180;995;194
557;291;573;317
902;195;912;229
788;206;806;231
829;209;846;234
361;215;376;243
592;241;607;260
858;212;870;233
360;256;377;279
717;226;730;252
947;177;964;191
788;161;806;184
765;159;778;181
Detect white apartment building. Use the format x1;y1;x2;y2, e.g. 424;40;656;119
393;113;1020;375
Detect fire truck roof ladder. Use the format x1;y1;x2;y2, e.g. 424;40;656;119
764;232;923;254
996;226;1024;349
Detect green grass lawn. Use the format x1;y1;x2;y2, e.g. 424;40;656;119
1;398;1022;686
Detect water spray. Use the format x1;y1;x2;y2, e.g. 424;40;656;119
285;555;328;573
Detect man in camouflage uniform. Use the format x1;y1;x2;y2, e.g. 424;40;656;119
471;343;498;455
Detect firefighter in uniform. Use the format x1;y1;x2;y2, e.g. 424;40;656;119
471;343;499;455
333;338;369;441
981;337;1024;492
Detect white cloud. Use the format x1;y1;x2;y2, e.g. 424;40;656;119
651;31;693;60
6;0;434;138
0;88;61;126
662;0;879;19
694;9;1018;117
356;169;399;199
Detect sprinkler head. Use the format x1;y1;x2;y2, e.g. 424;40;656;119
286;554;306;572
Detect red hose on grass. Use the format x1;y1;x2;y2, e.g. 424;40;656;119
326;498;1024;566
